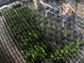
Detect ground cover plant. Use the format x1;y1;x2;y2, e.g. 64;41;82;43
2;5;81;63
2;8;56;63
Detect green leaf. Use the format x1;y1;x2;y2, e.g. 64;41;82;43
65;50;68;54
29;32;31;35
61;50;64;53
32;54;35;58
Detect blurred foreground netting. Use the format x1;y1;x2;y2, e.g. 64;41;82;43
0;0;84;63
0;14;26;63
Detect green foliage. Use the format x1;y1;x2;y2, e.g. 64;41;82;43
48;41;79;63
23;42;48;63
2;6;81;63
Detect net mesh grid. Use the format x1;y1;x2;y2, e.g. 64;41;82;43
0;0;84;63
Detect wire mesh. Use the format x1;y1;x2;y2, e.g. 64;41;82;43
0;0;84;63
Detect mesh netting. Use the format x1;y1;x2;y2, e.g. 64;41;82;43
0;0;84;63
